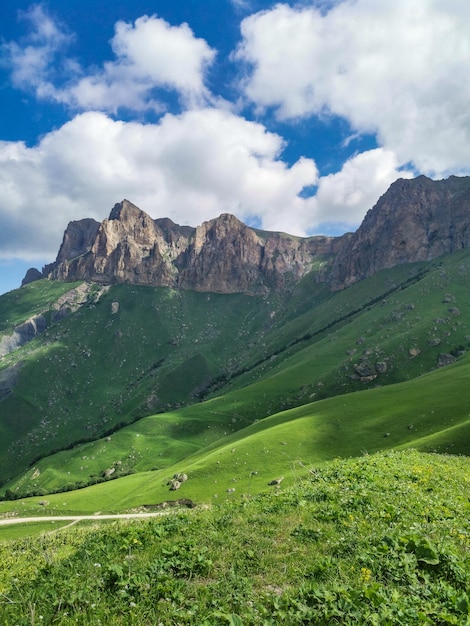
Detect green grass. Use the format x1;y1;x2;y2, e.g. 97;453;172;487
1;247;470;509
0;283;281;482
2;350;469;515
0;280;83;334
0;450;468;625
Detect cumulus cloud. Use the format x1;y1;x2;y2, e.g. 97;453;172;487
61;16;216;112
3;8;215;113
312;149;414;233
0;109;319;260
1;0;448;276
2;4;73;99
236;0;470;176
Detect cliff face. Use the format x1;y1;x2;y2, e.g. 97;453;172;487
38;175;470;294
329;175;470;288
45;200;338;294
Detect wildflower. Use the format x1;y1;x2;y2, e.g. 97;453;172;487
360;567;372;583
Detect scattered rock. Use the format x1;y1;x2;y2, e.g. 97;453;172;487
408;347;421;358
428;337;441;347
169;481;181;491
449;307;461;316
173;472;188;483
353;360;375;377
437;353;457;368
268;477;284;486
360;374;378;383
375;361;388;374
144;499;195;509
226;488;236;493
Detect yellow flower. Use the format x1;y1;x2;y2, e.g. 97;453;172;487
360;567;372;583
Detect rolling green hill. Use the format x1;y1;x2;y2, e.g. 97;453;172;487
0;248;469;511
1;246;469;624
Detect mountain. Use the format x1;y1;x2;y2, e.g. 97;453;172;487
1;174;470;501
38;200;338;295
329;175;470;288
24;174;470;293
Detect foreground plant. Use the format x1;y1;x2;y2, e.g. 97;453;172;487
0;450;468;625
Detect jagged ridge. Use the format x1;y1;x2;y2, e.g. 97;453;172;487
25;175;470;293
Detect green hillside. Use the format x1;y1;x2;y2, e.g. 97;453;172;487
1;248;470;508
0;451;468;625
1;347;469;516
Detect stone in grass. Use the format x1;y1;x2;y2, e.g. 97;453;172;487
437;353;457;368
375;361;388;374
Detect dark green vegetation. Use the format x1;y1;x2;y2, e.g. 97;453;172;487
1;248;470;503
0;451;468;625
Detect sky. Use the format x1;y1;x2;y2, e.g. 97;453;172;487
1;0;470;294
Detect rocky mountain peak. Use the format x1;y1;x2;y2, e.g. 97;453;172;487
26;175;470;294
41;203;334;294
329;175;470;288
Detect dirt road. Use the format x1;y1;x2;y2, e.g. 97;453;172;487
0;512;171;527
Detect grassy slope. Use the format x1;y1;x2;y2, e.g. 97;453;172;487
0;280;83;333
0;450;468;625
0;283;282;482
1;248;470;505
1;351;469;516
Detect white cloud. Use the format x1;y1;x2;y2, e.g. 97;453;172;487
0;109;319;260
236;0;470;176
3;8;216;113
312;149;414;233
3;4;72;98
230;0;254;12
61;15;216;112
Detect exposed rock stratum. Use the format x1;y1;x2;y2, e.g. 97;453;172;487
27;175;470;294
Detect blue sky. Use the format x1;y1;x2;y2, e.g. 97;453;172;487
1;0;469;295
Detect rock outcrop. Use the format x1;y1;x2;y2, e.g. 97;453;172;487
329;175;470;289
0;315;47;357
25;175;470;294
43;200;339;294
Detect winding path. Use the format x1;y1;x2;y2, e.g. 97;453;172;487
0;512;171;527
